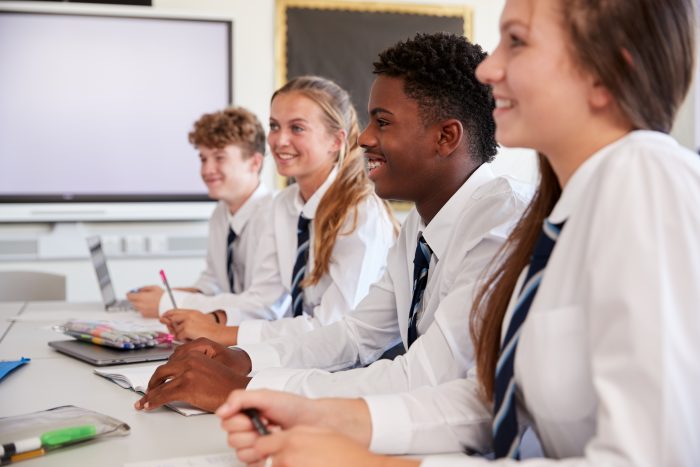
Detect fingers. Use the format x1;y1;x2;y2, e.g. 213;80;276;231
235;445;268;465
252;431;288;460
216;388;246;418
162;311;191;339
174;328;191;342
135;375;185;411
217;389;302;430
217;389;272;419
221;413;257;439
169;337;218;362
145;360;181;392
162;309;186;321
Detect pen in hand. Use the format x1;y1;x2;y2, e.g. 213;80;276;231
159;269;177;309
242;408;270;436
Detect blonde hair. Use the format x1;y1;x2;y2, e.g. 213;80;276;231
272;76;399;286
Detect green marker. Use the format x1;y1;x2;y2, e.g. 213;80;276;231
40;425;97;448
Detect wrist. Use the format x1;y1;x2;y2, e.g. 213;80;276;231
318;398;372;447
229;347;253;375
218;326;238;346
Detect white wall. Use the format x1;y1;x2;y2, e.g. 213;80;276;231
1;0;697;301
152;0;537;186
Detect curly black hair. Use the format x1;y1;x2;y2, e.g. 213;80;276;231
373;32;497;163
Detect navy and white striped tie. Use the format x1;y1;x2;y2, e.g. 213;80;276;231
492;219;565;459
290;215;311;317
407;234;432;348
226;228;237;293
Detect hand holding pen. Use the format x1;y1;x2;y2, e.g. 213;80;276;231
217;390;377;467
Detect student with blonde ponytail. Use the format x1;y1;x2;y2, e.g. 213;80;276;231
157;75;397;344
136;33;530;416
217;0;700;465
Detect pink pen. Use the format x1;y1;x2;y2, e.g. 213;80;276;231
159;269;178;309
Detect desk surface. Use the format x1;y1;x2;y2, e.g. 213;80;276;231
0;301;25;344
0;301;240;467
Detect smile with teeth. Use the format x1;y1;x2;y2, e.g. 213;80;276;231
367;159;385;171
276;152;297;160
495;98;514;109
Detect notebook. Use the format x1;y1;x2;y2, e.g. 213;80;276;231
86;235;136;312
94;363;207;416
48;339;174;366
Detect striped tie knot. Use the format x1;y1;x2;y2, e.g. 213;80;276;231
492;218;565;459
407;234;432;348
291;215;311;317
226;228;237;293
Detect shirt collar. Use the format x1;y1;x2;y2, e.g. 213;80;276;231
227;182;271;234
548;130;669;224
421;163;497;261
290;165;338;219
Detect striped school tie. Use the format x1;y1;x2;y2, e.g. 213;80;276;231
226;228;237;293
407;234;432;348
492;219;566;459
290;215;311;317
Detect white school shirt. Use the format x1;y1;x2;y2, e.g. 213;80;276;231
170;166;395;333
365;131;700;467
159;183;274;313
233;166;396;339
241;164;532;397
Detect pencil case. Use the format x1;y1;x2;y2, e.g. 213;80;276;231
0;405;130;464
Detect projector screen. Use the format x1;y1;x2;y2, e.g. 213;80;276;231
0;9;231;220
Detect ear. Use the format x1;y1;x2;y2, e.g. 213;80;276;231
589;81;615;110
330;129;347;155
436;119;464;157
586;67;615;110
247;152;264;174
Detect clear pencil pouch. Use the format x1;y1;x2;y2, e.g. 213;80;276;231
0;405;130;464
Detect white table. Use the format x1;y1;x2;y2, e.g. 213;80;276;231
0;301;240;466
0;301;25;344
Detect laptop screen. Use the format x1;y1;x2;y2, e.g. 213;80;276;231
86;236;117;306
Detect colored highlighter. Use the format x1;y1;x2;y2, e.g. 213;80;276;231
40;424;97;448
0;424;96;465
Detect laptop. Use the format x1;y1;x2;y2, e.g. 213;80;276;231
86;236;136;312
48;339;174;366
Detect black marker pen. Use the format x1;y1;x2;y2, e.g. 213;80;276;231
242;408;270;436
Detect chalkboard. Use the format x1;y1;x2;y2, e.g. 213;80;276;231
275;0;472;126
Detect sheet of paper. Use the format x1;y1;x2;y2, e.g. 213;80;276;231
95;364;207;417
124;452;238;467
95;362;161;391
